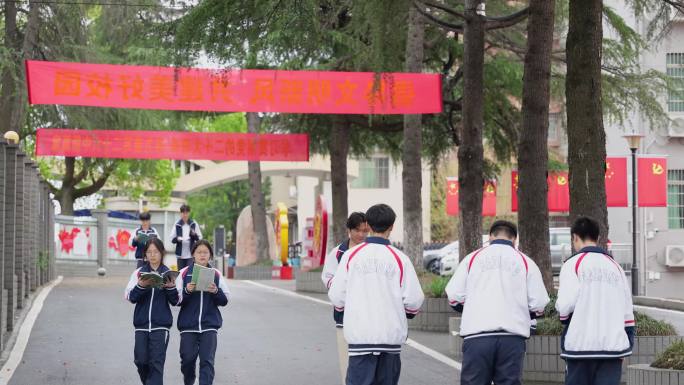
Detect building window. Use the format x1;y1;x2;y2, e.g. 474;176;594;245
668;169;684;229
351;157;390;189
667;53;684;112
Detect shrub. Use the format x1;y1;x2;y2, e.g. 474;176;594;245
423;276;450;298
651;340;684;370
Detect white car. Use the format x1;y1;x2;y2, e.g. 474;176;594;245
439;236;490;276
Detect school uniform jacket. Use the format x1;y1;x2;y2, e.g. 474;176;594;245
130;227;159;260
321;240;350;327
328;237;425;355
175;264;230;333
445;239;550;340
124;263;179;332
556;246;635;359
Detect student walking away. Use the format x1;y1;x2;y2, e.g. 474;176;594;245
132;211;160;269
556;217;635;385
321;212;369;381
329;204;424;385
170;204;202;271
124;238;179;385
175;240;230;385
446;220;549;385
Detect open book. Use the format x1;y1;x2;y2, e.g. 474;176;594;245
136;233;157;246
139;270;179;288
190;265;215;292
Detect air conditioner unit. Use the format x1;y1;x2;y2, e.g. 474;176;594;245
666;245;684;267
668;117;684;138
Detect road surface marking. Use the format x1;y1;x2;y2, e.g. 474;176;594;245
0;276;63;385
242;280;462;371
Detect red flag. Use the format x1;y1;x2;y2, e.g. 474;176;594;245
511;171;519;212
483;181;497;217
446;179;496;217
638;157;667;207
548;172;570;212
446;178;459;216
606;157;628;207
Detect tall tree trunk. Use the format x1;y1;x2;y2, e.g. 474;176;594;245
518;0;555;292
403;6;425;268
458;0;486;259
566;0;609;247
329;117;350;245
247;112;270;262
10;2;40;133
59;157;77;215
0;0;19;134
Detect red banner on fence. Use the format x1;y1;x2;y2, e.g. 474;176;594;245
35;128;309;161
446;178;459;216
26;60;443;114
638;157;667;207
547;172;570;212
606;157;628;207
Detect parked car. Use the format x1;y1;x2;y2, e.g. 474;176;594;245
438;228;572;276
422;241;459;274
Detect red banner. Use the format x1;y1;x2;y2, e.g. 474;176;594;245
445;179;496;217
483;181;497;217
26;60;442;115
512;171;519;212
35;128;309;161
638;157;667;207
606;157;628;207
548;172;570;212
446;178;459;216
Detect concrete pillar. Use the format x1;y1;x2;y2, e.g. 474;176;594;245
22;161;32;297
92;209;109;274
0;144;5;347
4;146;18;333
47;195;55;282
29;165;39;292
15;153;26;309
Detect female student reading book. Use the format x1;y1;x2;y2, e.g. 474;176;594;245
124;237;179;385
175;240;230;385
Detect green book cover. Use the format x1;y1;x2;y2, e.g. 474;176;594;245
139;272;163;288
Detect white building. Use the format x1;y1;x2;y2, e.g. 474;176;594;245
604;4;684;299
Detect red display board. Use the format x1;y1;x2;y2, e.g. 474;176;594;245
35;128;309;161
26;60;443;115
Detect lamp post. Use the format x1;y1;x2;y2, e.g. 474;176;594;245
623;133;643;296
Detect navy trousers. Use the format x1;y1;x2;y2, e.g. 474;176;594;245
134;330;169;385
180;331;217;385
461;335;526;385
177;258;193;271
346;353;401;385
565;359;623;385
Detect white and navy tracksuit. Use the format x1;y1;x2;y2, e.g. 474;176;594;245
446;239;550;385
170;220;202;271
125;263;179;385
328;237;425;385
556;246;635;385
175;264;230;385
131;227;159;268
321;239;350;327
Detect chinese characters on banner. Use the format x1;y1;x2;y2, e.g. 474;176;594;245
35;128;310;161
445;179;497;217
26;60;443;114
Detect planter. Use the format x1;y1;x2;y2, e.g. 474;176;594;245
448;319;683;384
295;271;328;293
408;297;452;332
627;364;684;385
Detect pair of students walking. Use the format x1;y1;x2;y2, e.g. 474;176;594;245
125;237;229;385
326;209;634;385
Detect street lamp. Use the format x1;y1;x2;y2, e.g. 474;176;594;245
623;133;643;296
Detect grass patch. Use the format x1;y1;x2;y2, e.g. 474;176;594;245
423;276;450;298
652;340;684;370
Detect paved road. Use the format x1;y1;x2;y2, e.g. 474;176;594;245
7;276;458;385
